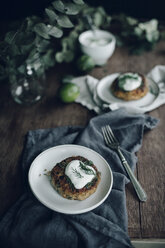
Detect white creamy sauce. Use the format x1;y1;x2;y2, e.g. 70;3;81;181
65;160;96;189
118;73;142;91
84;37;110;47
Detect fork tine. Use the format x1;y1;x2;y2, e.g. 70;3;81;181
103;126;113;144
102;127;111;145
105;125;115;143
106;125;118;143
101;127;108;145
105;126;114;143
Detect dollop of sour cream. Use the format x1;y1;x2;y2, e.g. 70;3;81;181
84;37;111;47
118;73;142;91
65;160;96;189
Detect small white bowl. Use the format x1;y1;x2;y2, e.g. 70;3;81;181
79;30;116;66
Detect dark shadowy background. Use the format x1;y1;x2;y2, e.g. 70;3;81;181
0;0;165;21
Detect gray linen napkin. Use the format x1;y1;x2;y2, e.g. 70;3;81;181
73;65;165;114
0;109;158;248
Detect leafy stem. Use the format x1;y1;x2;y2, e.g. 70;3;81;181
72;167;84;178
79;161;95;175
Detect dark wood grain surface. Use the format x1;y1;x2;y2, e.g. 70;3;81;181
0;41;165;239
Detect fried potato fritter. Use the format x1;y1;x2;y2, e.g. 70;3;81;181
111;73;148;101
51;156;101;201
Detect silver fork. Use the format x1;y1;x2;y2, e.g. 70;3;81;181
102;125;147;202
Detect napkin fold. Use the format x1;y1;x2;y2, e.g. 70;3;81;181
0;109;159;248
73;65;165;114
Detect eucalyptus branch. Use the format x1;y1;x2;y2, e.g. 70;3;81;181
0;0;162;82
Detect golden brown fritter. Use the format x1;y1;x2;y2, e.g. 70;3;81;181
51;156;101;201
111;73;148;101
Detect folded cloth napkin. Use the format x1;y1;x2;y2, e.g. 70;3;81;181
73;65;165;114
0;109;158;248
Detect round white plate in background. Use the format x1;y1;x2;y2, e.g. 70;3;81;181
28;145;113;214
97;73;159;108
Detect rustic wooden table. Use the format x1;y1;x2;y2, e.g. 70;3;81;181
0;41;165;239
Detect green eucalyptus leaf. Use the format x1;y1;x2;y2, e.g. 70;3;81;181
5;31;17;44
57;15;74;28
61;36;75;50
17;64;26;74
7;59;15;68
42;50;55;68
67;36;77;49
55;52;64;63
63;50;74;62
47;25;63;38
24;32;35;45
52;0;65;13
26;16;41;30
26;61;45;78
134;27;143;36
34;23;50;39
8;69;17;82
126;16;138;26
61;38;68;50
26;53;43;71
93;12;103;27
14;32;28;45
21;43;34;54
72;0;84;5
10;44;21;56
69;30;79;39
18;32;35;54
64;3;80;15
77;55;95;72
104;16;111;27
27;48;38;61
52;1;80;15
32;58;42;71
36;39;51;52
8;55;25;68
146;30;159;42
35;35;42;46
97;6;106;16
74;21;84;32
45;8;58;23
27;50;39;64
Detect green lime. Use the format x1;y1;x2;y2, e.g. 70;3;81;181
77;55;95;72
59;83;80;103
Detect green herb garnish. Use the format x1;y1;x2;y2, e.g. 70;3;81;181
84;160;93;166
85;177;97;189
72;167;84;178
79;161;96;176
118;73;142;91
66;176;75;191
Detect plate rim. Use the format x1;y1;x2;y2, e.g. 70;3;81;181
96;72;159;107
96;72;119;104
28;144;113;214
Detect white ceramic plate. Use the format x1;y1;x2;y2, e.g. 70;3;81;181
28;145;113;214
97;73;159;108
